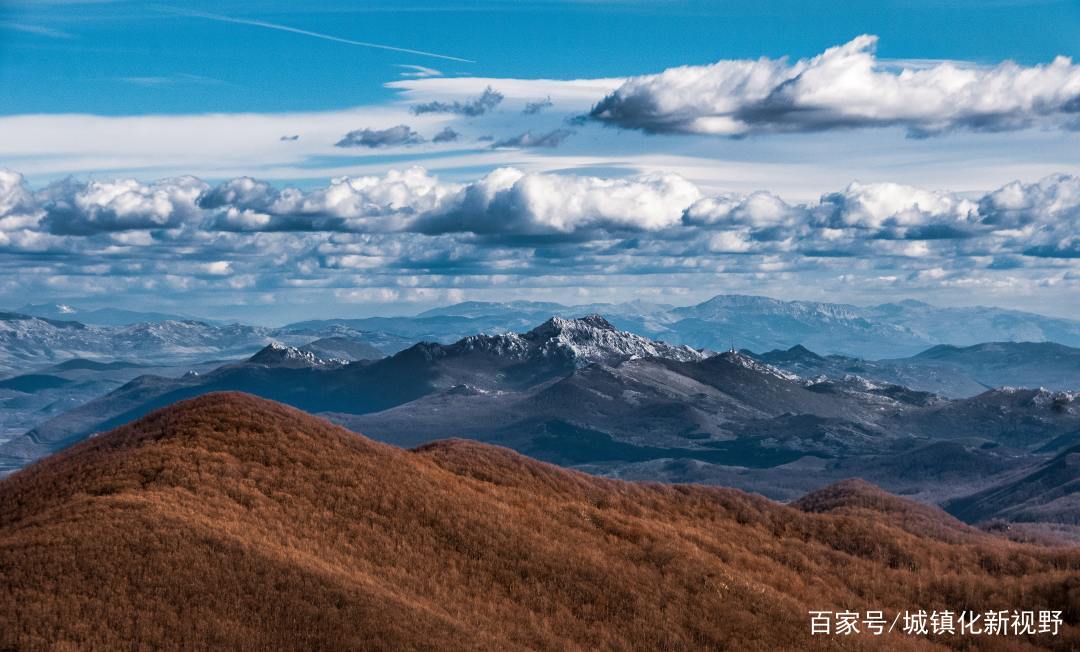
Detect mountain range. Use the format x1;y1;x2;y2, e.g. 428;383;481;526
7;294;1079;375
3;314;1078;535
756;341;1080;397
2;393;1076;649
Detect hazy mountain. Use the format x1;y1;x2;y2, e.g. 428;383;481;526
16;303;211;326
664;295;1080;358
757;341;1080;398
345;294;1080;359
299;336;385;361
0;313;285;373
3;393;1076;649
0;357;224;455
5;294;1077;374
0;313;396;374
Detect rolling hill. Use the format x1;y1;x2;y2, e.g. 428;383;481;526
1;393;1077;650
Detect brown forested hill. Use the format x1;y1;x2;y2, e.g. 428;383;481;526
0;392;1077;651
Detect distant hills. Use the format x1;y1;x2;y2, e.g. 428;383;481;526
3;316;1078;533
4;294;1080;374
348;294;1080;359
757;341;1080;397
17;303;212;326
2;393;1076;649
2;297;1079;533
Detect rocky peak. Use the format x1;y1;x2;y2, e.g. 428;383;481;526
248;342;339;368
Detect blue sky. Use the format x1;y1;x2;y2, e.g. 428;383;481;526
2;1;1078;115
0;0;1078;323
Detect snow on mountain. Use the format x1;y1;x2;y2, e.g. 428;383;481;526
247;342;346;368
440;315;706;367
715;349;799;382
0;314;292;373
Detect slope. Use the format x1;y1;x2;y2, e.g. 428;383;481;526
1;393;1078;650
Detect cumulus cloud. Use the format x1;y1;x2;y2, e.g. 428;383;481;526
492;128;574;149
2;166;1079;270
432;127;460;143
416;168;701;235
411;86;504;116
0;166;1078;313
523;97;554;114
0;170;39;223
335;125;424;148
38;176;207;235
590;35;1080;136
207;167;459;232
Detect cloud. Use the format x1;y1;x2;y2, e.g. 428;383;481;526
1;167;1078;316
492;128;574;149
411;87;504;116
0;22;73;39
167;8;474;63
432;127;460;143
590;35;1080;136
335;125;425;148
523;97;554;114
8;167;1080;251
38;176;207;235
415;168;701;235
396;65;442;79
205;167;459;232
0;170;39;222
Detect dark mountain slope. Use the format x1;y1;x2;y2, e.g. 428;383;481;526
2;393;1078;650
946;445;1080;525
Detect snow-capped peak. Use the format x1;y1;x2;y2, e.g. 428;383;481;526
526;315;705;367
437;315;706;367
248;342;342;368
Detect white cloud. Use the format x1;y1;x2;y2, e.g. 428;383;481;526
416;168;702;235
38;176;207;235
0;164;1077;319
590;35;1080;136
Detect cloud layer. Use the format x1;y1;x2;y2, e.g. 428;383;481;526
0;165;1076;315
4;166;1078;252
590;35;1080;136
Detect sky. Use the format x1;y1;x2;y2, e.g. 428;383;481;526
0;0;1078;324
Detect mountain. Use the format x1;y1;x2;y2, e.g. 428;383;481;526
299;336;385;361
6;316;1080;514
665;295;1080;358
0;316;706;469
9;294;1073;376
757;341;1080;398
384;294;1080;359
0;313;278;373
0;313;372;374
945;445;1080;525
2;393;1076;650
246;342;343;368
898;342;1080;393
895;388;1080;449
16;303;210;326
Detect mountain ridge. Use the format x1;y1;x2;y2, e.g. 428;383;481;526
2;392;1078;650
